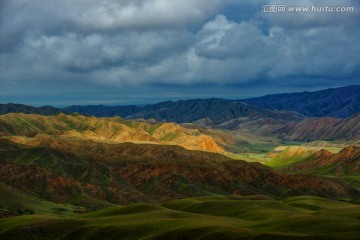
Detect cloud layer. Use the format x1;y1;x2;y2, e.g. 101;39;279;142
0;0;359;94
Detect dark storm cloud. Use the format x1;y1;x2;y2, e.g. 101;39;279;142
0;0;359;93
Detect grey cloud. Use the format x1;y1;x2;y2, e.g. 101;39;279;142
0;0;220;52
70;0;221;30
0;0;221;34
0;0;359;92
195;15;265;59
0;29;194;85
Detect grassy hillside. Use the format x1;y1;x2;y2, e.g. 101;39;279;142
0;183;84;217
1;195;360;239
264;145;360;193
266;146;315;168
266;146;360;176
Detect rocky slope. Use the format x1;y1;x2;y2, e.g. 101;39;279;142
0;113;224;153
218;112;360;142
277;113;360;141
266;145;360;176
284;145;360;176
0;137;358;207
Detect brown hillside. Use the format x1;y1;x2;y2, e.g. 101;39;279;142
219;113;359;142
278;113;360;141
0;113;224;153
287;146;360;175
0;138;358;206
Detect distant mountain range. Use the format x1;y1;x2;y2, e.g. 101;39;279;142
62;86;360;142
65;99;302;123
226;112;360;141
0;85;359;142
1;85;358;121
64;85;360;119
277;112;360;141
242;85;360;118
0;103;61;115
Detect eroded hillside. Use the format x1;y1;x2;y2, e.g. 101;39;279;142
0;113;224;153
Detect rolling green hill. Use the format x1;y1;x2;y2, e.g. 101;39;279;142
1;196;360;240
0;183;84;217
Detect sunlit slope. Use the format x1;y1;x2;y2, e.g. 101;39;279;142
266;146;315;168
0;113;224;153
267;145;360;176
64;94;360;142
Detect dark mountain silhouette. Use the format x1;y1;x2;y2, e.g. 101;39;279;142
241;85;360;118
64;104;141;117
64;85;360;121
0;103;61;115
65;98;304;126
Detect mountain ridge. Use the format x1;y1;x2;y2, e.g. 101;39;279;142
0;103;61;115
242;85;360;118
1;85;358;121
64;85;360;119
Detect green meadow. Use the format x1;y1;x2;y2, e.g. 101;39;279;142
1;195;360;240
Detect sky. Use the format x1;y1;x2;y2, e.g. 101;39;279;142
0;0;359;107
